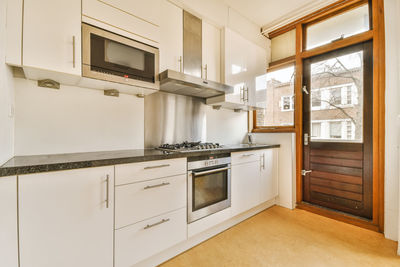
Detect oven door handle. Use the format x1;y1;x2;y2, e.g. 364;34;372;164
192;166;230;176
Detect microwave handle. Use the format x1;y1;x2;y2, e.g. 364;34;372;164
192;166;230;176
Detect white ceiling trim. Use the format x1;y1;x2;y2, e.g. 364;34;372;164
261;0;337;37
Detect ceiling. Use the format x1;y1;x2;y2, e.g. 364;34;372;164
221;0;337;30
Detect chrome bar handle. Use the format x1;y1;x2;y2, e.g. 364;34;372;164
240;86;244;102
192;166;230;176
144;164;170;170
204;64;208;80
242;153;255;157
72;36;76;68
178;56;183;72
245;87;249;102
144;182;170;190
105;174;110;208
144;218;170;230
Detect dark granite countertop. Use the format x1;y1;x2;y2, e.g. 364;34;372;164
0;144;280;177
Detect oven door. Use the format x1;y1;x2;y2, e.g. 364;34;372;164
82;23;159;89
187;164;231;223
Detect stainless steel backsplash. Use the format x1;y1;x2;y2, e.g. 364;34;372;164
144;92;206;148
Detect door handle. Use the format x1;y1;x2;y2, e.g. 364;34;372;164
301;170;312;176
178;56;183;72
302;86;309;95
105;174;110;208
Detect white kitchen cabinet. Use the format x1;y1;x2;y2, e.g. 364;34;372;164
82;0;160;47
202;21;221;82
207;28;267;110
160;0;183;72
19;167;114;267
231;160;260;217
259;148;279;203
0;176;18;267
115;207;187;267
23;0;81;76
115;174;186;229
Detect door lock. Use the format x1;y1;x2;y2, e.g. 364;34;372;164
301;170;312;176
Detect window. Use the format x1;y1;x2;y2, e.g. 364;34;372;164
306;4;370;49
311;90;321;108
281;95;294;111
331;87;342;105
312;122;322;138
345;86;353;105
329;121;342;139
255;65;295;128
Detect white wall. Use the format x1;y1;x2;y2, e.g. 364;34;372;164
0;0;15;164
384;0;400;243
14;79;144;155
252;133;296;209
206;107;248;145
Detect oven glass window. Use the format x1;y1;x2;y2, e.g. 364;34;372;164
105;39;145;71
193;169;228;211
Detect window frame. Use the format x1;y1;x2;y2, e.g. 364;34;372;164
252;60;296;133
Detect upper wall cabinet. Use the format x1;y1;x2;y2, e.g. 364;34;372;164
159;0;183;73
202;21;221;83
82;0;161;47
23;0;81;76
207;28;266;111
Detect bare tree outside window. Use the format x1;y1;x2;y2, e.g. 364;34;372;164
310;51;363;141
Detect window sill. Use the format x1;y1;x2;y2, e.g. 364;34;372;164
252;127;296;133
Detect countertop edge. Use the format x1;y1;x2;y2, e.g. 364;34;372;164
0;144;280;177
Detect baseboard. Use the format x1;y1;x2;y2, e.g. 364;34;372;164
136;199;277;267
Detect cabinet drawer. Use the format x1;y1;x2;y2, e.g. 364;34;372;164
231;151;260;165
115;208;187;267
115;174;186;229
115;158;186;185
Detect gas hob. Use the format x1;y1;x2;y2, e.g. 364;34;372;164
157;141;223;152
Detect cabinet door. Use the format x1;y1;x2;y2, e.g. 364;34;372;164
23;0;81;76
0;176;18;267
260;149;279;203
231;161;260;216
202;21;221;82
19;167;114;267
245;44;267;109
159;0;183;72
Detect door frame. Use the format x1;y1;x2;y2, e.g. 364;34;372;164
278;0;386;232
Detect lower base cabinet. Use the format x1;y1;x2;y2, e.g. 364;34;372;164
18;167;114;267
231;161;260;217
115;207;187;267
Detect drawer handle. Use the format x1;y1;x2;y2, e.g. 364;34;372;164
144;164;170;170
144;218;170;230
242;154;255;157
144;182;170;190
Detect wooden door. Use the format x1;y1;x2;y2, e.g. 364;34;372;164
23;0;81;75
302;42;373;219
19;167;114;267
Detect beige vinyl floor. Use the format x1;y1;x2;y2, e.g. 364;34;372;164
160;206;399;267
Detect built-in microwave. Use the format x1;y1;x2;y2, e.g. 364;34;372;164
82;23;159;89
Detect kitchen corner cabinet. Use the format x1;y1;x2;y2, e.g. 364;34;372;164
207;28;266;110
159;0;183;73
18;167;114;267
0;176;18;267
259;148;279;203
23;0;81;76
202;21;221;82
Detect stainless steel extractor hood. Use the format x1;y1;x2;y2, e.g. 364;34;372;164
159;11;233;99
159;69;233;98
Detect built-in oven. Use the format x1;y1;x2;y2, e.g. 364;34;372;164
187;154;231;223
82;23;159;89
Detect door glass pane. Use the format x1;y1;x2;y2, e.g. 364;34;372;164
310;50;363;142
306;4;370;50
193;170;227;211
